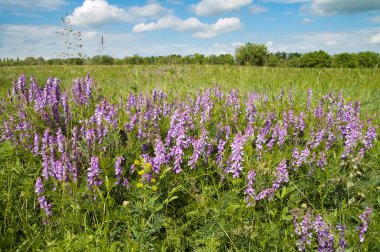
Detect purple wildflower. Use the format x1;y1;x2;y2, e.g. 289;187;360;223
244;170;256;206
188;128;207;169
87;156;103;189
301;148;311;165
57;128;64;153
325;132;336;151
255;188;274;201
327;106;334;128
226;132;245;178
245;93;257;125
293;209;301;236
3;120;14;141
341;119;361;159
272;159;288;191
35;177;44;195
152;137;166;173
61;91;71;125
85;73;92;100
297;211;313;251
336;224;346;250
216;139;226;167
115;156;124;184
53;159;64;182
33;133;39;156
28;76;38;102
37;195;52;217
314;100;324;119
278;125;287;147
358;206;372;243
41;152;49;180
292;148;302;169
172;145;184;174
256;113;275;159
312;129;325;149
317;152;327;170
122;178;130;188
314;214;334;252
363;125;376;150
296;112;306;134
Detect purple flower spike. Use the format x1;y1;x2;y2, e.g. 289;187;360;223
153;137;167;173
216;139;226;167
244;170;256;206
188;128;207;169
57;128;65;153
255;188;274;201
358;206;372;243
272;159;288;191
115;156;124;184
37;195;52;217
292;209;301;236
314;214;334;252
226;132;245;178
33;133;39;157
87;156;103;189
35;177;44;195
336;224;346;250
298;211;313;251
363;125;376;150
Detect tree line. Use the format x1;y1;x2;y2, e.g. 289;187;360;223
1;43;379;68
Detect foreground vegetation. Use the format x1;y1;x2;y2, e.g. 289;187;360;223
0;65;379;251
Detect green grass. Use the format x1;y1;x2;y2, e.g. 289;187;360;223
1;65;379;115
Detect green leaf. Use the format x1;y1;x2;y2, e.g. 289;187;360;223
281;207;293;221
281;186;287;199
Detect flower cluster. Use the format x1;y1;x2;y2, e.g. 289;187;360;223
1;73;377;239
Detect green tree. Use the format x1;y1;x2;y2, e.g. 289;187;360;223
91;55;114;65
333;53;358;68
300;50;331;68
235;43;269;66
356;51;380;68
267;53;283;67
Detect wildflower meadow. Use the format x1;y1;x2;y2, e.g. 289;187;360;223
0;65;379;251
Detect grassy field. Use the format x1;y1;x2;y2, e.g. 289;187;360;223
0;65;379;251
1;65;379;112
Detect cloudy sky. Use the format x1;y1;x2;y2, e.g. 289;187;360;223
0;0;380;59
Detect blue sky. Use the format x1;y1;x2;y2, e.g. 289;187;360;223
0;0;380;59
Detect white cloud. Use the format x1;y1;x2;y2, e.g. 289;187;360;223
302;17;312;23
249;5;269;14
0;0;66;10
370;33;380;44
266;41;274;47
324;40;337;46
191;0;252;16
0;25;62;58
267;28;380;53
369;16;380;23
133;16;241;38
231;42;244;48
213;43;228;48
303;0;380;15
68;0;170;27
